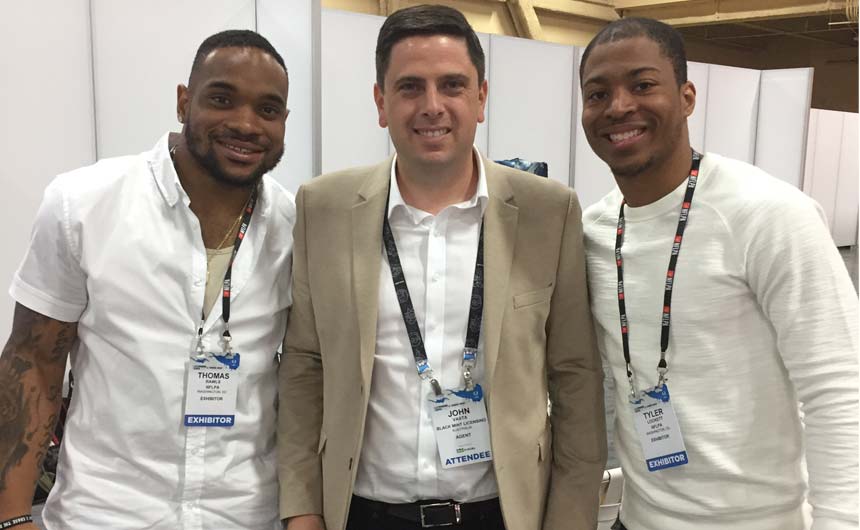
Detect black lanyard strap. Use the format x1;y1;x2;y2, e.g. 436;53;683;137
615;151;702;399
382;196;484;396
195;185;259;356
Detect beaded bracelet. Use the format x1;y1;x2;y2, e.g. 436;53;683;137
0;515;32;529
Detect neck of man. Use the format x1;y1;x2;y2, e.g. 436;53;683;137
168;132;255;248
616;134;694;208
395;151;479;215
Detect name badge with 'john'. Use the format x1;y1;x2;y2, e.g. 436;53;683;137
430;384;492;469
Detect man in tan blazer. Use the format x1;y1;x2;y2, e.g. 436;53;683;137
279;5;606;530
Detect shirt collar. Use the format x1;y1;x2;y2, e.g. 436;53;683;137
146;131;270;218
387;146;489;221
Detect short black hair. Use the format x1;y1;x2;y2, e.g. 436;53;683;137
375;4;485;89
189;29;288;86
580;18;687;86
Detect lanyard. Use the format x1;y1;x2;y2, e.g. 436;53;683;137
194;185;259;358
381;201;484;397
615;151;701;401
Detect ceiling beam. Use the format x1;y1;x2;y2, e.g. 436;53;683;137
508;0;546;39
613;0;693;8
619;0;847;27
732;21;846;45
534;0;619;21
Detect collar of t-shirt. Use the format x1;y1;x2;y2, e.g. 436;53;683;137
387;147;489;224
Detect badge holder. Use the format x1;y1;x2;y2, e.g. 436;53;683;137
628;362;688;472
426;348;492;469
383;206;492;469
183;323;241;428
616;151;700;473
181;186;257;429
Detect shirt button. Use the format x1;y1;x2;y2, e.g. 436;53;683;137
193;278;202;286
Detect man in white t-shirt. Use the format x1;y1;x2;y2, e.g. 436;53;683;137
579;17;858;530
0;30;295;530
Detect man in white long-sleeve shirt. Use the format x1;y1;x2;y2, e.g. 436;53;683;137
579;17;858;530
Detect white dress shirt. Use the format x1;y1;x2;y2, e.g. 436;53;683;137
11;133;295;530
353;151;499;504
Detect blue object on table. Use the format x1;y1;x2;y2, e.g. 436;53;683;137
495;158;548;178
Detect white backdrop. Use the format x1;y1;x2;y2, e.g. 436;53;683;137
804;109;859;247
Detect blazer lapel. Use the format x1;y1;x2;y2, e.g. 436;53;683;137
481;161;519;394
351;159;392;388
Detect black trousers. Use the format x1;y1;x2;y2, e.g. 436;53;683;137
345;496;506;530
611;518;629;530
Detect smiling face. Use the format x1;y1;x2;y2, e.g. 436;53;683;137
374;35;487;175
177;46;289;188
580;36;695;180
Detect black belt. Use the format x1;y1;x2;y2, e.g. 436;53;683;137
351;495;501;528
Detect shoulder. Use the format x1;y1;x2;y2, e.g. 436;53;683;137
301;160;388;197
697;153;822;226
45;153;147;208
487;161;574;211
582;187;622;235
261;175;297;225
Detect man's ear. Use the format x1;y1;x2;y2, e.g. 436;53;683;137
477;79;488;124
680;80;696;119
177;84;189;124
373;83;388;128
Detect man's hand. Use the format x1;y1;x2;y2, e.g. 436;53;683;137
284;514;325;530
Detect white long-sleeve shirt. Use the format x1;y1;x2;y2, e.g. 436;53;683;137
584;152;858;530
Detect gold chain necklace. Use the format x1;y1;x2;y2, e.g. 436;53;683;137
206;210;244;285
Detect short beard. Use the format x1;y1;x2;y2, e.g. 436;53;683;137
183;122;283;188
610;118;685;179
610;155;656;179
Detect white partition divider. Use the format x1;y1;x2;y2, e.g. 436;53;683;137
572;47;615;209
258;0;320;192
754;68;814;188
91;0;256;159
803;109;859;247
686;61;709;153
487;34;574;186
0;0;97;341
833;113;859;246
804;110;842;230
321;10;390;174
704;65;761;163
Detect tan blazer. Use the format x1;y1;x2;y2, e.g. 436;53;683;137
278;157;606;530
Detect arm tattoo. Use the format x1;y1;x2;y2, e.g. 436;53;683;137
0;304;77;492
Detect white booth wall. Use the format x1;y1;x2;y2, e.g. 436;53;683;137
804;109;859;247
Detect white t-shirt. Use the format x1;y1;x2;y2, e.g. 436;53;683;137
584;153;858;530
11;133;295;530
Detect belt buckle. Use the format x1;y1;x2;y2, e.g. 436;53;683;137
419;501;461;527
